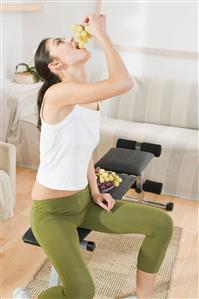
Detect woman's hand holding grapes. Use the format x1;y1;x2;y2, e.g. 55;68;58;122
82;13;106;38
72;14;106;49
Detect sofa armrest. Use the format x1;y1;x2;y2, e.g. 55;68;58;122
0;142;16;207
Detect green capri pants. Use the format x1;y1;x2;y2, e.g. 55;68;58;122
30;183;173;299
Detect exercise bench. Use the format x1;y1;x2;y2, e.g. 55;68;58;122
95;138;174;211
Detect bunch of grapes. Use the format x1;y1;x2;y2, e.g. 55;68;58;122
72;24;93;49
95;167;122;191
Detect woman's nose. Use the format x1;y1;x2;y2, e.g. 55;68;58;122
67;37;73;43
69;36;77;48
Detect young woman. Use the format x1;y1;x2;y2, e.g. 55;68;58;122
14;14;173;299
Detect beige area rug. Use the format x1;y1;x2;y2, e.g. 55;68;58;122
26;226;182;299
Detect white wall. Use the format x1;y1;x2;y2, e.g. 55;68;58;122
23;1;197;82
1;1;197;82
22;1;96;72
90;1;198;82
90;48;198;82
1;11;23;80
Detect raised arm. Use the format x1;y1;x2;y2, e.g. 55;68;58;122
46;14;134;108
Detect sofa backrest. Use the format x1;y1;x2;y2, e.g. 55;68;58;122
90;72;198;130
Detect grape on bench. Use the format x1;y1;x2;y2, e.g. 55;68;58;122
95;167;123;191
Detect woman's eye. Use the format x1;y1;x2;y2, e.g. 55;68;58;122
57;39;65;45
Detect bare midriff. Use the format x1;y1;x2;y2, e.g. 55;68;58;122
31;180;84;200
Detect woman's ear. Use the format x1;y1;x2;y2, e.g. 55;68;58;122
48;59;61;73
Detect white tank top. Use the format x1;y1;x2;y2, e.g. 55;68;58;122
36;101;101;190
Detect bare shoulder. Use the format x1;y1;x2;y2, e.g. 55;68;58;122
44;81;77;96
43;83;75;110
44;82;63;102
44;81;77;107
42;87;75;124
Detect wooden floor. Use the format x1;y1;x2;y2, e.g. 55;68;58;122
1;167;198;299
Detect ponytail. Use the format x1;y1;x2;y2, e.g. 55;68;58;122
34;38;61;131
37;74;60;130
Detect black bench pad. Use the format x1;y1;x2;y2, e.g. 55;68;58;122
95;148;154;176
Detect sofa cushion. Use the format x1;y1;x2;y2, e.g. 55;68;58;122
93;117;198;200
97;74;198;130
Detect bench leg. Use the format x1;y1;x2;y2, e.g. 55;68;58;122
123;175;144;204
135;176;144;203
123;176;174;211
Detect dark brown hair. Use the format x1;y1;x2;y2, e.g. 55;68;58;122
34;38;61;131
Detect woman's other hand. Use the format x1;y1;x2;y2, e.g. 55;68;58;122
81;13;106;38
92;192;115;212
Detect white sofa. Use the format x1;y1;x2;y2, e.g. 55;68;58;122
0;142;16;221
92;73;198;201
6;73;198;201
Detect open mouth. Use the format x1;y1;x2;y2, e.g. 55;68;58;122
75;42;80;49
71;36;81;49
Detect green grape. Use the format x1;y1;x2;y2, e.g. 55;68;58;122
72;23;93;49
108;175;113;181
95;167;122;189
82;36;88;43
81;30;88;37
103;172;108;177
75;32;81;39
78;41;85;49
99;177;105;183
99;169;105;174
76;25;84;32
104;177;110;182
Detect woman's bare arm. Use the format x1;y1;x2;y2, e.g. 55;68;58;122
46;16;133;108
87;156;99;197
46;78;132;108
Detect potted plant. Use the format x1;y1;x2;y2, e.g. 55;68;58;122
15;63;43;84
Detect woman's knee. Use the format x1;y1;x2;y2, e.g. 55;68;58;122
156;211;173;243
137;211;173;273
